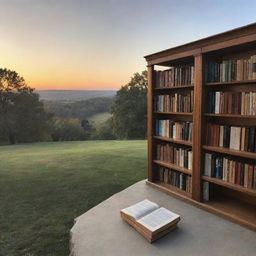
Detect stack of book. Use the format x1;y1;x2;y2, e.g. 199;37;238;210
206;55;256;82
204;153;256;189
208;91;256;115
205;123;256;152
158;166;192;192
154;92;194;112
120;199;181;243
155;120;192;141
155;65;194;88
156;143;193;170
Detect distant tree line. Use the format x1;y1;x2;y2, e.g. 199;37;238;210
0;68;147;144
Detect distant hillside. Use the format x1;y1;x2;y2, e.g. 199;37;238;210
36;90;116;102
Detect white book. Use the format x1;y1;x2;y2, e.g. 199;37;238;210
204;153;212;176
121;200;181;242
230;127;241;150
203;182;209;201
215;92;220;114
137;207;180;232
121;199;159;220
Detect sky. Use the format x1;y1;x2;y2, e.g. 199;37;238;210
1;0;256;90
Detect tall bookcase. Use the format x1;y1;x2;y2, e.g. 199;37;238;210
145;23;256;231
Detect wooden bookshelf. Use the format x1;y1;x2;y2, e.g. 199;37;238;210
145;23;256;231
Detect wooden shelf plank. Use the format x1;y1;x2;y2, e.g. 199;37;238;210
154;85;194;90
202;176;256;197
203;145;256;160
205;113;256;119
153;160;192;175
153;136;192;146
205;80;256;86
154;112;193;116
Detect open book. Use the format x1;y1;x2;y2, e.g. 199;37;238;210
120;199;180;242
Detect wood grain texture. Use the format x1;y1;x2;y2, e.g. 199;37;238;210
147;65;154;182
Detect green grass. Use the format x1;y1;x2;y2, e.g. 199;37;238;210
0;140;147;256
88;112;111;123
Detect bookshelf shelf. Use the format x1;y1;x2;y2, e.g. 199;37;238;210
154;85;194;90
147;181;192;198
205;113;256;119
203;145;256;160
202;176;256;197
205;80;256;86
154;136;192;146
145;23;256;231
153;160;192;175
154;112;193;116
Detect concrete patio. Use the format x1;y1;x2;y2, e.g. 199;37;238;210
70;180;256;256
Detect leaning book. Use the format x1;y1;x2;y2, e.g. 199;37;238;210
120;199;180;243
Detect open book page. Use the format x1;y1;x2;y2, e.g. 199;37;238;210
121;199;159;220
137;207;180;232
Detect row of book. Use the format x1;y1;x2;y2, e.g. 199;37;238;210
156;143;193;170
205;123;256;152
157;166;192;193
204;153;256;189
155;65;194;88
155;120;192;141
154;92;194;113
208;91;256;115
206;55;256;83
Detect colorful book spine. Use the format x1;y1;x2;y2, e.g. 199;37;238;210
155;120;192;141
205;123;256;152
155;65;194;88
206;55;256;82
203;153;256;189
156;143;193;170
207;91;256;115
158;166;192;193
154;91;194;112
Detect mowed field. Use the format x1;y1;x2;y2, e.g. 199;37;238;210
0;140;146;256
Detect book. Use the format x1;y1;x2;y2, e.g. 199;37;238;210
155;91;194;113
203;153;256;189
155;65;194;88
155;120;192;141
203;181;210;201
205;123;256;152
206;55;256;82
207;91;256;115
120;199;181;243
158;166;192;193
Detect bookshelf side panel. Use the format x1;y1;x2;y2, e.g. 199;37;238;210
147;65;154;182
192;54;204;201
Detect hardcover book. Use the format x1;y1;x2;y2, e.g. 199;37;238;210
120;199;180;243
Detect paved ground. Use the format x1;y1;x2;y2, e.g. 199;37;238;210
70;180;256;256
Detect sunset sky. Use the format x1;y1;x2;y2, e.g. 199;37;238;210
1;0;256;90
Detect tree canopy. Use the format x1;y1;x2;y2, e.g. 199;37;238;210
0;68;52;144
111;71;147;139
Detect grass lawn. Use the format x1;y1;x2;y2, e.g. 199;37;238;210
87;112;112;123
0;140;146;256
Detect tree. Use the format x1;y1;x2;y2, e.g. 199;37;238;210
51;118;86;141
111;71;147;139
0;68;52;144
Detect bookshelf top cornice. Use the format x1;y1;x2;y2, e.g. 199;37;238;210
144;22;256;66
